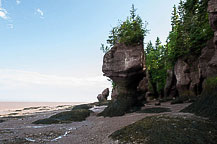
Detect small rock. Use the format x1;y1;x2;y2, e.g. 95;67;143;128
155;102;161;106
97;88;109;102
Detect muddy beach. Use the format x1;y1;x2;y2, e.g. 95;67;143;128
0;102;192;144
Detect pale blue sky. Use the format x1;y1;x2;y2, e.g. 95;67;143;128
0;0;179;102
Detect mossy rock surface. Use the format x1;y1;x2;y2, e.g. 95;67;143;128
2;116;27;119
181;89;217;120
33;109;91;124
23;107;40;110
0;138;29;144
110;115;217;144
98;98;141;117
72;104;93;110
92;100;111;106
171;96;188;104
159;97;173;103
137;107;171;113
181;77;217;120
72;101;110;111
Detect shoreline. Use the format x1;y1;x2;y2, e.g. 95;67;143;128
0;102;85;117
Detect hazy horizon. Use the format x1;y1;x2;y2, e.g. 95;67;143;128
0;0;179;102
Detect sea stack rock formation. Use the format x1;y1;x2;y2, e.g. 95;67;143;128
97;88;109;102
101;43;145;116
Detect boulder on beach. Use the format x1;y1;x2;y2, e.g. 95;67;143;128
97;88;109;102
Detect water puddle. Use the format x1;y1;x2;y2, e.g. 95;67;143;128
25;127;78;143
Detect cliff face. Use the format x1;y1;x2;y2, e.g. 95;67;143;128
165;0;217;99
101;0;217;109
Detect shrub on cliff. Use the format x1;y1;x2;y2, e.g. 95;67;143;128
181;77;217;120
166;0;213;65
100;4;148;53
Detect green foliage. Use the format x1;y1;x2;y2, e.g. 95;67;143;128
107;79;116;89
203;77;217;90
100;4;148;53
146;0;213;97
145;38;167;95
166;0;213;65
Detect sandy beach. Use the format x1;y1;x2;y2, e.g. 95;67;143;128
0;102;192;144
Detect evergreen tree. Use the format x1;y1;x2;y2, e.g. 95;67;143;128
130;4;136;21
146;37;167;97
171;5;179;31
101;4;148;53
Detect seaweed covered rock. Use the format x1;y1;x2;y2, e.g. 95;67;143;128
181;77;217;120
111;87;118;100
110;115;217;144
138;107;171;113
101;43;145;117
33;109;91;124
72;104;93;110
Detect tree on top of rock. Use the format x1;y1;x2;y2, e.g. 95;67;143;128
101;4;148;53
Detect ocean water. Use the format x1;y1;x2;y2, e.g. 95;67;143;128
0;102;83;116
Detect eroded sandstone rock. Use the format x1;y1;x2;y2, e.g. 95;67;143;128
97;88;109;102
111;87;118;100
207;0;217;77
164;69;177;98
102;43;145;97
137;77;149;93
101;43;145;116
199;39;215;79
174;57;201;98
174;59;191;96
208;0;217;32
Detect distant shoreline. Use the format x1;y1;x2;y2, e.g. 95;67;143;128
0;102;85;116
